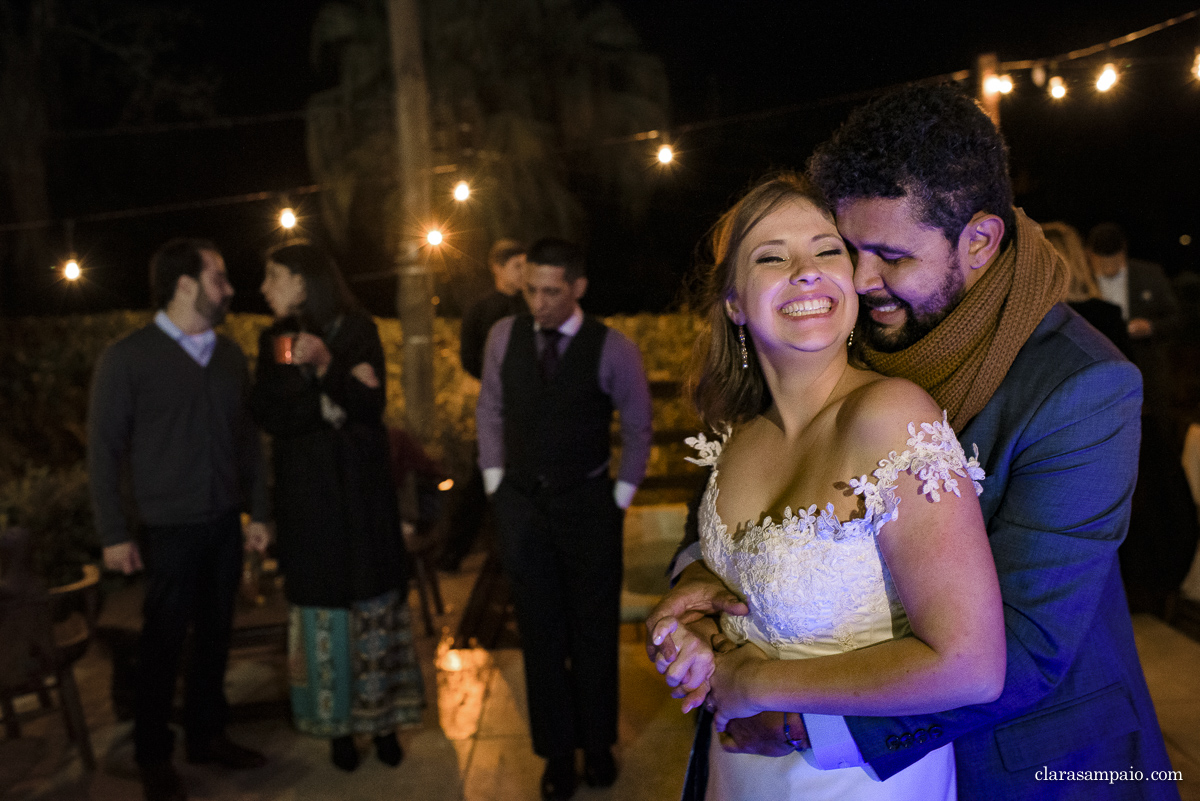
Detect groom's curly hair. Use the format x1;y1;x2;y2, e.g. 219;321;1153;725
807;82;1016;247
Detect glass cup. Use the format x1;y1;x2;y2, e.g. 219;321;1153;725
273;333;295;364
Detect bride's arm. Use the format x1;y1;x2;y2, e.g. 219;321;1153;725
709;380;1005;728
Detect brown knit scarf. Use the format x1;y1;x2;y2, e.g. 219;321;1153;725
860;208;1068;430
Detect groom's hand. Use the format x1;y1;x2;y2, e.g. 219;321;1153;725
646;562;749;664
719;711;804;756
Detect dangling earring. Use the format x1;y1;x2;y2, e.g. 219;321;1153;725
738;325;749;369
847;329;855;348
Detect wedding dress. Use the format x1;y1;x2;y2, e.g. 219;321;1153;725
688;414;985;801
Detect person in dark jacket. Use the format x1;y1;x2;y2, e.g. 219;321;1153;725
1041;221;1130;355
89;238;270;801
251;242;423;772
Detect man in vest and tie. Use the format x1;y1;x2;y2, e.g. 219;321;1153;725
476;237;653;800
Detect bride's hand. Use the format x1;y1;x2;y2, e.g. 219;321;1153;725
709;640;770;732
654;616;716;710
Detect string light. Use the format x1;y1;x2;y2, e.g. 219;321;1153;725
1096;63;1118;91
452;181;470;202
438;478;454;491
63;258;81;281
426;229;443;246
10;10;1200;245
983;74;1013;95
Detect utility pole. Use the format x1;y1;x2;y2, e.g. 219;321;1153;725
385;0;436;439
976;52;1001;127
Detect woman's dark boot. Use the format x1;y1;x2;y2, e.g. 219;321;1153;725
374;732;403;767
331;735;360;772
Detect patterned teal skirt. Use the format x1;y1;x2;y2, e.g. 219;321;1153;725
287;589;426;738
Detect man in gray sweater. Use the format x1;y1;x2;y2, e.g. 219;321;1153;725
88;238;271;801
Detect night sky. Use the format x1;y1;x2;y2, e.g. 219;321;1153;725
30;0;1200;317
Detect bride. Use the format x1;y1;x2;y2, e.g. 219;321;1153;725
652;173;1005;800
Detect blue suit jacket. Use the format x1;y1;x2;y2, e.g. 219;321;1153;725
846;304;1177;800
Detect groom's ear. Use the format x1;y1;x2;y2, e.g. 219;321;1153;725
957;212;1005;292
724;295;745;326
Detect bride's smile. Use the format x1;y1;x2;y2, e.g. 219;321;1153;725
724;197;857;361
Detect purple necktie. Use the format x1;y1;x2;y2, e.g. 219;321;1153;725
539;329;562;381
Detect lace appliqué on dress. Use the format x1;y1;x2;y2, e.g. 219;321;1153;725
689;412;984;654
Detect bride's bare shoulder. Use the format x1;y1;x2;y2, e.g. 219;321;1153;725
839;375;943;449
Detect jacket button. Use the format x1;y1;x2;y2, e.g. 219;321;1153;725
914;729;927;744
885;736;899;751
899;733;914;749
929;726;943;740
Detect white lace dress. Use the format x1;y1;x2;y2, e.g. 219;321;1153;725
687;414;985;801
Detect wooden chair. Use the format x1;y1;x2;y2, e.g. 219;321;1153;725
0;527;99;770
402;521;445;637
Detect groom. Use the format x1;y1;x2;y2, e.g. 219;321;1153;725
651;84;1178;800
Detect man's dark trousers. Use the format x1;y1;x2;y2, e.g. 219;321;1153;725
492;474;624;758
134;511;242;765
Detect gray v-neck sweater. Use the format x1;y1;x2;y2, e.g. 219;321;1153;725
87;324;268;545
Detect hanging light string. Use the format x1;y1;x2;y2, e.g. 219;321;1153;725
0;184;323;234
995;8;1200;71
13;8;1200;236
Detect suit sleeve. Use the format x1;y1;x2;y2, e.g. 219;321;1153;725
316;313;387;425
844;358;1142;779
233;347;270;524
87;344;135;547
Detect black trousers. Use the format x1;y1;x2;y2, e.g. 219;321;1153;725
134;512;242;765
492;475;624;757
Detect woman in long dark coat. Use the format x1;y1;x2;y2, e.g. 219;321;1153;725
250;242;423;771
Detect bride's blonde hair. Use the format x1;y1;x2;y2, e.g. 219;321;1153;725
688;172;837;430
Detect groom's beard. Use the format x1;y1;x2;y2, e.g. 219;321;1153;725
859;264;966;353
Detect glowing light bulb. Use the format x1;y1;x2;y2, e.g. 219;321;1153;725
984;75;1003;94
438;478;454;491
453;181;470;202
1096;63;1118;92
657;145;674;164
1049;76;1066;99
426;229;443;246
997;75;1013;94
63;259;81;281
279;208;297;229
1193;50;1200;80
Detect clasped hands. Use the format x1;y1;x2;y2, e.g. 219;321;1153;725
289;333;379;388
645;564;808;754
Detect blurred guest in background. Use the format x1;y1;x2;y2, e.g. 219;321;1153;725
89;238;270;801
251;242;423;772
1042;221;1128;354
441;239;530;572
477;237;652;799
1087;222;1181;411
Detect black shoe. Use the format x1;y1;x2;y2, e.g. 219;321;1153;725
540;753;577;800
140;761;187;801
331;735;360;772
583;747;617;788
185;734;266;770
373;732;404;767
